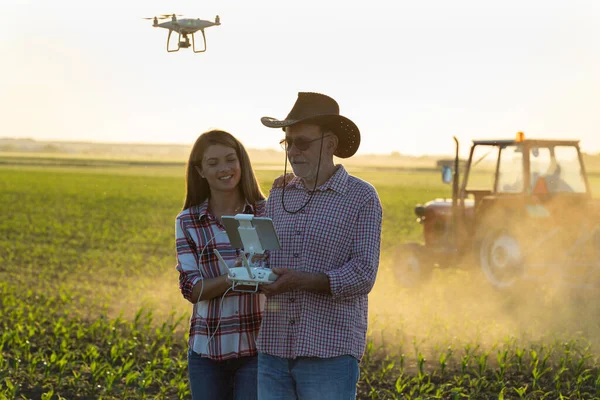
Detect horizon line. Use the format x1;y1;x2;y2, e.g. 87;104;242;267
0;136;456;158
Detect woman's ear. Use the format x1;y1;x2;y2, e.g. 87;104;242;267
194;165;205;179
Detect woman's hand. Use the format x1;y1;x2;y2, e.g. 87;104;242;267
234;253;266;267
272;173;295;188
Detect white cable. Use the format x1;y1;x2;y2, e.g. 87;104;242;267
205;286;233;354
193;229;237;355
195;279;204;305
193;226;261;355
198;230;228;266
195;230;227;318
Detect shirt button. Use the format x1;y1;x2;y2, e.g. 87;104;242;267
289;298;295;303
293;253;299;258
289;319;295;325
300;210;306;214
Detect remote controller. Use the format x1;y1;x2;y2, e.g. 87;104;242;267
217;214;282;292
214;250;278;291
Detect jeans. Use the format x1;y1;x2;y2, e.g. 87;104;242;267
188;349;258;400
257;353;360;400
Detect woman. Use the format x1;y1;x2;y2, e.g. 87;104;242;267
175;129;266;400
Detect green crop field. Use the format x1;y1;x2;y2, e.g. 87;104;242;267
2;158;600;399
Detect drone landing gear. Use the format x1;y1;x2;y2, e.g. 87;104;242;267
191;30;207;53
166;30;207;53
166;29;179;52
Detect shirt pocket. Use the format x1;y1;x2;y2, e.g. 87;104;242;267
303;216;354;272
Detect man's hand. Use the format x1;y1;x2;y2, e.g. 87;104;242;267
260;268;331;297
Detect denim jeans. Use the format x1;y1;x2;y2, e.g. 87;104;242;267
257;353;360;400
188;349;258;400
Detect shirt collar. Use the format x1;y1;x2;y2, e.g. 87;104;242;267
289;165;348;195
197;200;210;220
196;198;256;221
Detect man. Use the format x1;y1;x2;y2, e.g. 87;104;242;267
257;92;383;399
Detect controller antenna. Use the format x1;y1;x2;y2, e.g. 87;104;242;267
239;253;255;278
213;249;231;274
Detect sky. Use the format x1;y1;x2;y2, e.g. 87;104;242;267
1;0;599;156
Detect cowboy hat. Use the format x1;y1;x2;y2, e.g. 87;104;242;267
260;92;360;158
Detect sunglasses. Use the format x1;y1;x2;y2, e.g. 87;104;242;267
279;135;332;151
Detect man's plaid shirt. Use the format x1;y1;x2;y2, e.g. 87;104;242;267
175;200;266;360
257;165;382;360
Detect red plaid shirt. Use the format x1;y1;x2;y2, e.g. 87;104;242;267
175;200;266;360
258;165;383;360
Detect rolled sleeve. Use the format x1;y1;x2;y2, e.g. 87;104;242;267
325;193;382;300
175;218;203;302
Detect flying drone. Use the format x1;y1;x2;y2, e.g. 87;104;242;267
143;14;221;53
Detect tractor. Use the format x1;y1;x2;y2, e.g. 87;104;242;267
395;132;600;289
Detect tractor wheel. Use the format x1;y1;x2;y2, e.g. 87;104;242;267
478;228;524;289
393;243;433;288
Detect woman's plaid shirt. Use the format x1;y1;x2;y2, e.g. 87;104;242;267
257;166;383;360
175;200;266;361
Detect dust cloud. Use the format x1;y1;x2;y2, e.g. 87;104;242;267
77;222;600;366
68;267;192;334
88;258;600;354
369;254;600;367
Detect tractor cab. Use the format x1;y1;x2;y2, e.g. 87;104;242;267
461;135;588;202
396;133;597;289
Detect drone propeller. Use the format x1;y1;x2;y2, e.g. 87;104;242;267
143;13;183;21
142;16;170;21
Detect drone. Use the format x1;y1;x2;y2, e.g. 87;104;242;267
143;14;221;53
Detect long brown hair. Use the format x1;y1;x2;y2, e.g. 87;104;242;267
182;130;265;210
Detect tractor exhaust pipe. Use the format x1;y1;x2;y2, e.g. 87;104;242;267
452;136;459;247
452;136;459;209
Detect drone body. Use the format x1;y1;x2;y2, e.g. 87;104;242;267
144;14;221;53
